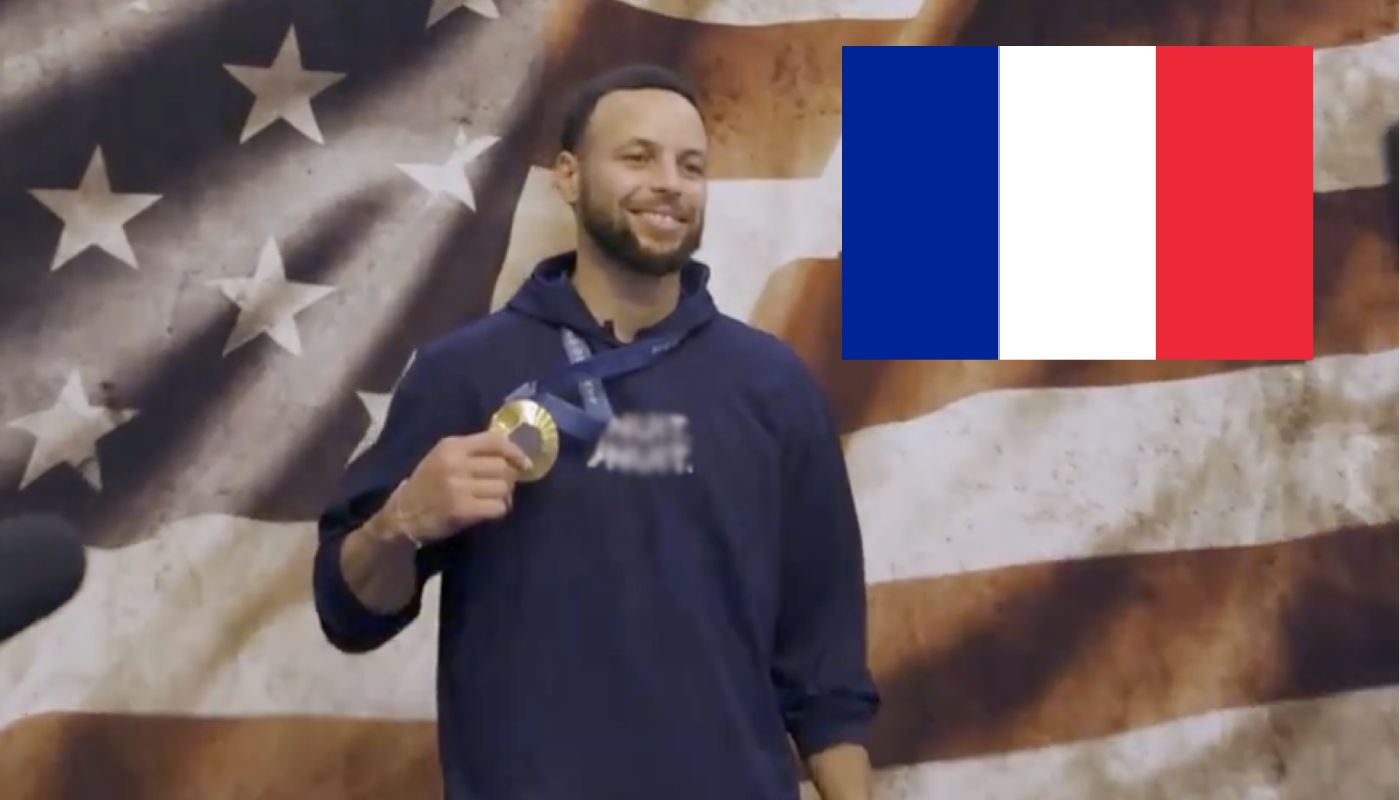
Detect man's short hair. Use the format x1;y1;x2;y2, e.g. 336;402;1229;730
558;63;704;154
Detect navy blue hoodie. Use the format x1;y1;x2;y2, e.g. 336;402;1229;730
313;252;879;800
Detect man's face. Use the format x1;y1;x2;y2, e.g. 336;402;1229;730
560;88;708;277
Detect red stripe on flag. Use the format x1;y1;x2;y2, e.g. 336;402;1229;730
1155;46;1314;360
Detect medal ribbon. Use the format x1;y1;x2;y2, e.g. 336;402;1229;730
505;329;682;442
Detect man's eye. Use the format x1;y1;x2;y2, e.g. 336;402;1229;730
622;152;648;163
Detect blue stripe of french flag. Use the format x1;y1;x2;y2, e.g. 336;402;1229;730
841;46;1314;361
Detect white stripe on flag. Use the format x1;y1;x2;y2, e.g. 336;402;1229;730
1314;34;1399;192
997;46;1158;360
849;351;1399;583
801;685;1399;800
0;515;441;727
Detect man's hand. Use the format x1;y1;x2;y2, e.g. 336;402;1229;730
385;428;534;543
337;428;532;615
807;742;874;800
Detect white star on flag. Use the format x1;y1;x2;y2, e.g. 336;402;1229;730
397;127;502;210
224;25;346;144
6;370;139;492
348;350;418;465
427;0;500;28
27;147;161;272
207;238;336;357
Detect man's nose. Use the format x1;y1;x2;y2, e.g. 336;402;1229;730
648;161;684;193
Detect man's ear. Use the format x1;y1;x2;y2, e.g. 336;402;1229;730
552;151;580;205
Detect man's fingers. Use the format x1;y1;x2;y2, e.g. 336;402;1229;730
466;455;520;480
475;496;510;519
447;483;511;522
471;478;514;501
476;428;534;473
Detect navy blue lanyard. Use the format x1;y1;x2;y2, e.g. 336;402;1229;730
505;329;681;441
562;328;615;421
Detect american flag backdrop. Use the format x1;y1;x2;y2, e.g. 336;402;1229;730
0;0;1396;797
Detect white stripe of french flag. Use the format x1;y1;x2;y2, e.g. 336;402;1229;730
841;45;1314;361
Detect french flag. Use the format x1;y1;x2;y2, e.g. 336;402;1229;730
841;46;1314;361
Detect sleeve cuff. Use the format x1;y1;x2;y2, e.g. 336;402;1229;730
314;532;421;652
792;717;873;759
787;689;880;758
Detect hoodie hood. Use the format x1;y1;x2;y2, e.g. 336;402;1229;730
506;251;718;348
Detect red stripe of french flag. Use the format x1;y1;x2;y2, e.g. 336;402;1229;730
997;46;1314;360
1156;46;1314;360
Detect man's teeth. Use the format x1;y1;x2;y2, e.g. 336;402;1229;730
639;211;679;224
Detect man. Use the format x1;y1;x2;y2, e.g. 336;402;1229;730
313;63;879;800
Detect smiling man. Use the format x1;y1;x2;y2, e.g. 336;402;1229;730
313;64;879;800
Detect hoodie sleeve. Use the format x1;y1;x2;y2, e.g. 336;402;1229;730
312;345;461;654
770;362;881;758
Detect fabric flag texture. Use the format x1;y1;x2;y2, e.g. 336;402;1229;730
842;45;1315;361
0;0;1395;798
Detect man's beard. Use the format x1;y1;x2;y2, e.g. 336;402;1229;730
579;189;703;277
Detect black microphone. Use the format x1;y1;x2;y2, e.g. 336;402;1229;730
0;514;87;644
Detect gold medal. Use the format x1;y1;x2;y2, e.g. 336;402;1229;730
489;399;559;482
